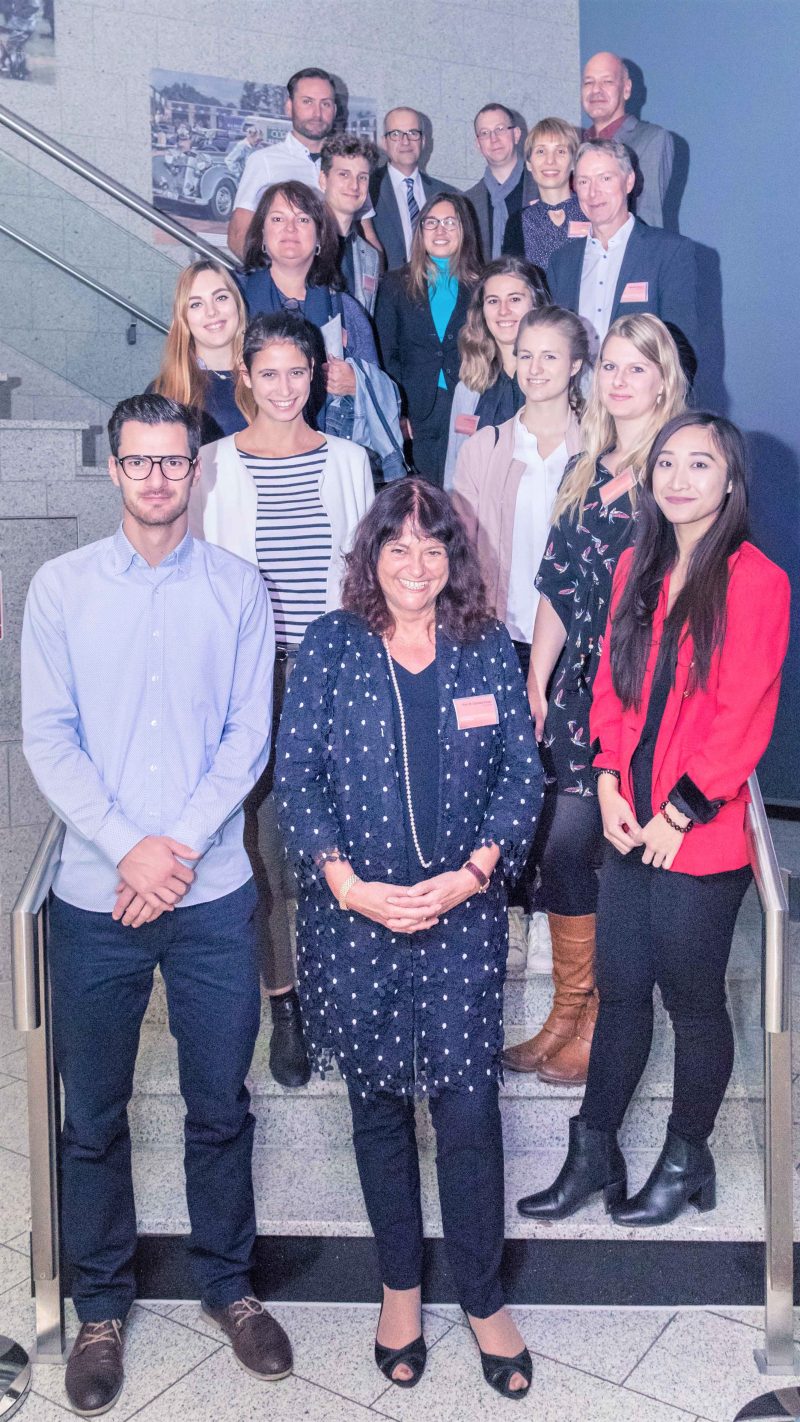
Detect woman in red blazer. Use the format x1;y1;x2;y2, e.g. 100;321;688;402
518;411;790;1227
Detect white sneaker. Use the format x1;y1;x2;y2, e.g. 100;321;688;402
506;906;528;978
526;912;553;974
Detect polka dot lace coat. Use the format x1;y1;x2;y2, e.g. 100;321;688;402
276;611;543;1100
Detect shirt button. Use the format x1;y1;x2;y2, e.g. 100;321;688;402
151;674;159;682
150;719;158;727
152;630;160;638
149;764;157;772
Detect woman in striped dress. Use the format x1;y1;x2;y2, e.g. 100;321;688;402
190;310;374;1087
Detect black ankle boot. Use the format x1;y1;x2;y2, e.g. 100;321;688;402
517;1115;627;1220
269;988;311;1088
611;1129;715;1226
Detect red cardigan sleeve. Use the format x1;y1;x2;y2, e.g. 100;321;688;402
589;547;634;771
669;550;790;813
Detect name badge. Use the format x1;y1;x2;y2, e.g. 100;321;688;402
362;274;377;292
567;220;591;238
454;413;480;437
620;281;649;303
600;467;637;506
453;694;499;730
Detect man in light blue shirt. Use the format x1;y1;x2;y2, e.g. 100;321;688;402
21;393;291;1414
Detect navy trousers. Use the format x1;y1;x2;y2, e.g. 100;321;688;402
348;1081;506;1318
49;879;260;1322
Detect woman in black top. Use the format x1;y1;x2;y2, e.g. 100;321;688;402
375;192;481;486
277;480;542;1400
151;258;248;443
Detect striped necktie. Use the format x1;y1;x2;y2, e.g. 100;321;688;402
405;176;420;232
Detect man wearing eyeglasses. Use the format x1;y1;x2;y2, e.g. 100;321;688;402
21;392;288;1416
369;105;457;270
466;102;538;262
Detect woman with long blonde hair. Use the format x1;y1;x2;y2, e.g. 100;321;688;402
152;258;248;442
504;314;688;1089
443;255;549;488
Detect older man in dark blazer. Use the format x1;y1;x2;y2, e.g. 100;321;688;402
547;139;698;370
369;106;457;270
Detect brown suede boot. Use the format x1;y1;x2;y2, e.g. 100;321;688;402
502;913;596;1073
537;988;599;1085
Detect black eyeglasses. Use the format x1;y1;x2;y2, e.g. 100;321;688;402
116;455;195;481
384;128;422;141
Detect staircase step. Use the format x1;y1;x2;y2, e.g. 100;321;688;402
129;1020;759;1154
131;1140;764;1242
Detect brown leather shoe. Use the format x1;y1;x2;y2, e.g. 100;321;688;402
64;1319;124;1416
503;913;596;1073
537;989;599;1085
201;1296;292;1380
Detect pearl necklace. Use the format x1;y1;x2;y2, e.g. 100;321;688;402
382;636;433;870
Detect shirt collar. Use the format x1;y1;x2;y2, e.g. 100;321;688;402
389;163;419;188
110;524;194;575
287;131;318;163
587;113;630;141
590;211;634;247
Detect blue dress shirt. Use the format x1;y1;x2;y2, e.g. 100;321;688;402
22;526;275;912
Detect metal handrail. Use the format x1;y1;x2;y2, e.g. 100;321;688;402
0;103;238;272
7;785;796;1372
746;774;798;1376
0;222;169;334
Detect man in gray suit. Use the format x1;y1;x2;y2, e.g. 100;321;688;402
368;106;456;270
582;51;674;228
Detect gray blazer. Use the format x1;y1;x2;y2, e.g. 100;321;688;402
465;168;539;262
369;166;457;271
598;114;675;229
349;230;381;316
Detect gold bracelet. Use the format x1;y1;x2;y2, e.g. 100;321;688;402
338;872;360;911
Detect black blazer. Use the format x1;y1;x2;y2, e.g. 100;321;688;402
369;166;458;271
465;168;539;263
546;216;699;368
374;268;472;424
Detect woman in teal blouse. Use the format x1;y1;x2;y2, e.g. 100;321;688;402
375;193;481;486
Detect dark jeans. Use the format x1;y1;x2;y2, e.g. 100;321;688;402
49;880;260;1322
580;848;751;1144
348;1081;505;1318
244;653;296;991
536;791;605;916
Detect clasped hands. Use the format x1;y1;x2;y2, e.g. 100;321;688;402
348;868;480;934
112;835;200;928
597;779;689;871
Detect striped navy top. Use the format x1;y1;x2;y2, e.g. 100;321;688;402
239;442;332;647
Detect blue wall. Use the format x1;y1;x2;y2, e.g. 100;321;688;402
580;0;800;803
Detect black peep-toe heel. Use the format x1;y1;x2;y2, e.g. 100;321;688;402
465;1315;533;1401
374;1305;427;1388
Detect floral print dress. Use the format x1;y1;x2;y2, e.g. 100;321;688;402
534;456;637;798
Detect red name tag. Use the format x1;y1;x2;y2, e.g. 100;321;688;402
454;413;480;437
600;467;637;506
620;281;649;303
568;220;591;238
453;694;499;730
362;274;377;292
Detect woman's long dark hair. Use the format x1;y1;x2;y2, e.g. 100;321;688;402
342;479;492;642
609;412;750;709
405;192;481;301
242;180;343;289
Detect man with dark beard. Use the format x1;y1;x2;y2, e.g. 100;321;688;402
21;393;284;1416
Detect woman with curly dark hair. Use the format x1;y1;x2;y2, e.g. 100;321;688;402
276;479;542;1401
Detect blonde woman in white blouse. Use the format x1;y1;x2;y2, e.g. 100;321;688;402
191;309;373;1089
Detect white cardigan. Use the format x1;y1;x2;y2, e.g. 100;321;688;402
190;432;375;614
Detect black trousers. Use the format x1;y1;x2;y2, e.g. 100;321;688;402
536;791;605;916
580;848;751;1144
410;387;453;489
348;1081;505;1317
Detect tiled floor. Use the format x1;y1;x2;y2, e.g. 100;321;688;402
2;1290;800;1421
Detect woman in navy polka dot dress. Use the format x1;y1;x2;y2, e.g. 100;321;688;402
277;479;542;1400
